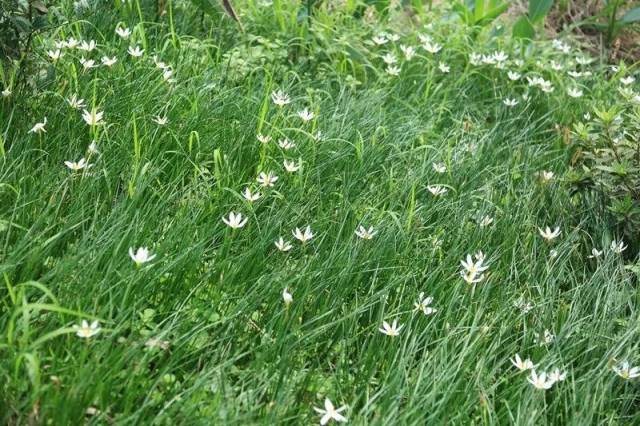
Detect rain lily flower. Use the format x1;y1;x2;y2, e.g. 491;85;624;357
257;133;271;144
610;240;627;253
427;185;447;196
382;52;397;64
275;237;292;252
567;88;583;98
79;57;96;71
620;76;635;86
387;33;400;42
372;35;388;45
282;288;293;305
101;56;117;67
78;40;97;52
588;248;603;259
297;108;315;122
400;45;415;61
65;37;79;49
540;170;554;183
64;158;91;171
222;212;248;229
271;90;291;106
613;361;640;379
379;319;403;337
537;329;555;346
73;320;101;338
242;188;261;202
386;65;400;76
129;247;156;265
88;141;99;154
293;226;314;243
548;368;566;383
432;162;446;173
257;171;278;187
313;398;347;425
355;225;377;240
478;215;494;227
507;71;521;81
503;98;518;107
153;115;168;126
460;252;489;284
115;26;131;39
576;56;592;65
82;109;104;126
278;139;295;150
1;88;10;97
29;117;47;134
510;354;534;371
414;292;436;315
128;45;144;57
538;226;561;241
527;370;555;390
422;41;441;54
438;62;450;73
66;94;86;110
47;49;63;61
283;159;300;173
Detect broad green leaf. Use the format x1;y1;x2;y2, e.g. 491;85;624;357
476;2;509;25
620;7;640;24
513;15;535;40
529;0;553;23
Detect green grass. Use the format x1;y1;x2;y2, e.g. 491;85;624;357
1;1;639;424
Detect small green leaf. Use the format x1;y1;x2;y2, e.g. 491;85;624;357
513;15;535;40
529;0;553;23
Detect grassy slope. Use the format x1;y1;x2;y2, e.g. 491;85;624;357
1;1;639;425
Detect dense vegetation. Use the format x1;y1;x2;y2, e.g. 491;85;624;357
0;1;639;424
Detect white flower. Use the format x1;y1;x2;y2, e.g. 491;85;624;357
278;138;295;150
513;297;533;314
73;320;101;338
481;54;496;65
115;26;132;39
297;108;315;122
548;368;566;383
1;88;11;98
222;212;248;229
540;170;554;183
400;45;415;61
282;288;293;305
386;65;400;76
66;94;86;110
129;247;156;265
372;35;388;45
427;185;447;196
355;225;377;240
64;158;91;171
503;98;518;107
153;115;168;126
47;49;63;61
469;52;482;65
613;361;640;379
379;319;403;337
510;354;534;371
29;117;47;134
382;52;397;65
460;252;489;284
422;41;441;54
507;71;521;81
153;55;170;69
242;188;261;202
478;215;494;227
271;90;291;106
567;87;583;98
550;60;563;71
88;141;99;154
438;62;450;73
537;329;555;346
79;57;96;71
257;171;278;187
65;37;79;49
257;133;271;144
538;226;561;241
82;109;104;126
549;249;558;258
620;76;635;86
576;56;592;65
610;240;627;253
101;56;117;67
432;162;446;173
567;70;583;78
493;51;508;63
162;68;175;83
127;45;144;57
275;237;292;252
527;370;555;390
313;398;347;425
414;292;436;315
284;159;301;173
293;226;314;243
78;40;97;52
588;248;603;259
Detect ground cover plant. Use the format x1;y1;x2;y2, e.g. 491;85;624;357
0;0;639;424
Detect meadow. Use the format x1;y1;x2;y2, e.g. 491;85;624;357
1;1;639;424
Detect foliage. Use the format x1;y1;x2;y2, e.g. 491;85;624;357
0;0;50;60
